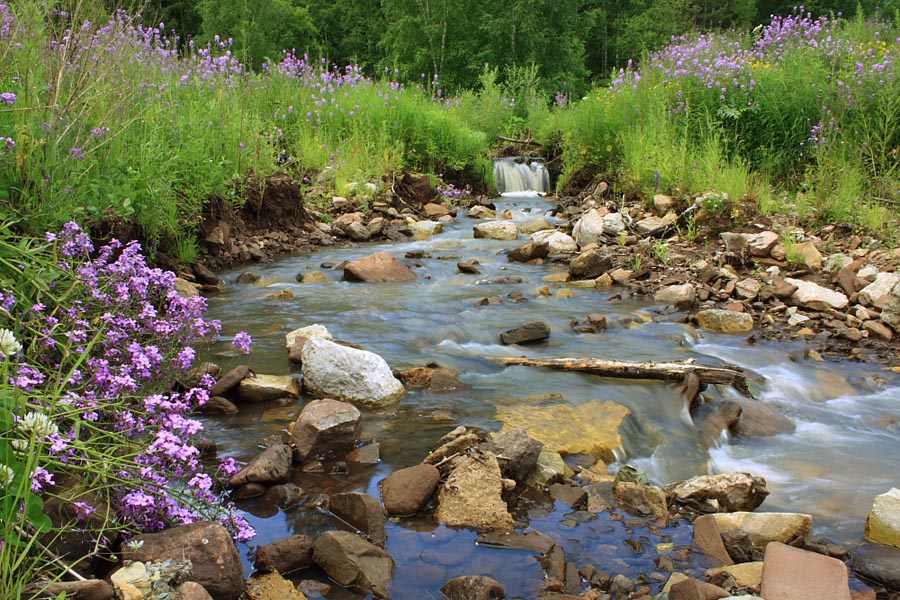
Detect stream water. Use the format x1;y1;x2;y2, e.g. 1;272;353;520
202;195;900;598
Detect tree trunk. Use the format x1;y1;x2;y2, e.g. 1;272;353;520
492;356;749;393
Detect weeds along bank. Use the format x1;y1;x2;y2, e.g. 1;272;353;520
548;10;900;237
2;4;900;261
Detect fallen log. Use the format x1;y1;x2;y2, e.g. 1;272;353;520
493;356;749;394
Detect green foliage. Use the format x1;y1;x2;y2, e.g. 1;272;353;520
197;0;320;69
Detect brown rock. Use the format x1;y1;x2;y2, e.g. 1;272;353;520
549;483;588;508
236;374;300;403
263;483;305;508
669;578;729;600
198;395;239;415
343;251;417;283
121;522;242;600
508;241;550;263
440;575;505;600
291;399;361;463
23;580;115;600
255;534;314;574
499;320;550;345
435;449;515;530
312;531;394;598
245;571;307;600
665;472;769;513
486;428;544;483
210;365;253;397
730;397;796;437
380;464;441;515
614;482;669;522
330;492;386;546
760;542;851;600
568;249;612;279
228;443;292;488
179;581;215;600
693;514;734;566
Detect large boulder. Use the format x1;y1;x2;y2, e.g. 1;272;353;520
228;443;292;488
120;522;242;600
313;531;394;598
291;398;361;463
301;337;405;407
865;488;900;548
496;400;632;464
760;542;850;600
380;464;440;516
785;278;849;311
665;472;769;513
473;221;518;241
343;251;417;283
435;449;515;531
572;208;606;247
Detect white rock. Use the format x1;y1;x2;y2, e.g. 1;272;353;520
286;324;333;348
747;231;779;257
858;265;879;281
823;253;852;272
572;208;605;248
473;221;518;240
859;273;900;306
785;278;849;311
865;487;900;548
603;212;626;236
301;337;405;407
531;230;578;254
654;283;696;310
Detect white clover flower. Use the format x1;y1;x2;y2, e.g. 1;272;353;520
10;439;27;452
0;463;13;490
0;328;21;357
20;411;59;439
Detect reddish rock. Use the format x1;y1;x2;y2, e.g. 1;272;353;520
121;521;242;600
329;492;386;546
228;443;292;488
291;399;361;463
343;251;417;283
760;542;851;600
255;534;314;574
313;531;394;598
692;514;734;566
210;365;253;397
669;578;729;600
178;582;214;600
380;464;441;515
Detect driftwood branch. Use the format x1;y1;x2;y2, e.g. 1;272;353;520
493;356;749;393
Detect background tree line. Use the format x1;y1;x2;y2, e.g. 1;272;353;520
118;0;891;96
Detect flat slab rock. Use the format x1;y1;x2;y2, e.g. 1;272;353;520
760;542;850;600
435;450;515;531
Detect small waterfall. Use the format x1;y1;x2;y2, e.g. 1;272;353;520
493;157;551;195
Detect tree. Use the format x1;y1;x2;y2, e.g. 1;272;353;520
197;0;320;69
307;0;387;71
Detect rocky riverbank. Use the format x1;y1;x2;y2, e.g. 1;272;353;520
126;172;900;600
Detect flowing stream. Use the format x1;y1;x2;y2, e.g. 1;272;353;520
203;195;899;598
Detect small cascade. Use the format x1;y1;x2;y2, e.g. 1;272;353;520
493;157;551;194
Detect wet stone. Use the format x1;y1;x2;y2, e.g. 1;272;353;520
440;575;506;600
548;483;587;509
329;492;386;546
263;483;305;509
499;320;550;345
380;463;441;516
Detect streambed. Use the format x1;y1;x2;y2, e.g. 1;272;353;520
202;195;899;598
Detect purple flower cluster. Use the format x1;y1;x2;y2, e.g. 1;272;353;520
6;223;254;542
